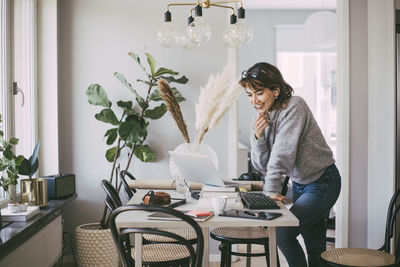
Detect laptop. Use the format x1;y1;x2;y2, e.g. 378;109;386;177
169;151;235;187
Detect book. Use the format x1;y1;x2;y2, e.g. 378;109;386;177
147;210;214;222
202;184;236;192
1;206;40;222
201;191;239;198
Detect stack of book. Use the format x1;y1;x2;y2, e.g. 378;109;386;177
1;206;40;222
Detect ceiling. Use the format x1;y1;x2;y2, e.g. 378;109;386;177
244;0;336;10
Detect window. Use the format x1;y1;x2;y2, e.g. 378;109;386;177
0;0;36;201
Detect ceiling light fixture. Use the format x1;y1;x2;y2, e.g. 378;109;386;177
157;0;253;50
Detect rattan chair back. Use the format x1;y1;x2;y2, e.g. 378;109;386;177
101;179;122;211
110;205;204;267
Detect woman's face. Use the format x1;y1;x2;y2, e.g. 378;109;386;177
246;87;277;113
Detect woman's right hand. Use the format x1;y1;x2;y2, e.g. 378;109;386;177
254;112;269;139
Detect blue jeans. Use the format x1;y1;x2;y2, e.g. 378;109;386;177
276;164;341;267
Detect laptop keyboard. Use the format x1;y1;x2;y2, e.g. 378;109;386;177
240;192;280;210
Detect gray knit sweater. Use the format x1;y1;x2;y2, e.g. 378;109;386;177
250;96;335;193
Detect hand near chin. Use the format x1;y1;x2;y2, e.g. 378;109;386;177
269;193;286;203
254;112;268;139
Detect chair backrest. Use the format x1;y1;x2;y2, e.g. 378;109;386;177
101;179;122;212
382;188;400;257
119;170;137;200
110;205;204;267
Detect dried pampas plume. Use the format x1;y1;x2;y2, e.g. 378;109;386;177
195;64;241;145
158;79;190;143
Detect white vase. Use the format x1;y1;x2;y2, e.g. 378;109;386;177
7;184;16;203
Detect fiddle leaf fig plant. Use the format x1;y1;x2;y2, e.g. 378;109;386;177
86;52;188;227
18;141;40;179
0;113;24;193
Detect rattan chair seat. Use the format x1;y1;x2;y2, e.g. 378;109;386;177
144;228;197;243
131;243;190;262
321;248;395;267
211;226;269;240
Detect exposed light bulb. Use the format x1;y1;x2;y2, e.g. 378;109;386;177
236;18;254;45
223;24;239;48
157;21;180;47
186;5;211;45
187;16;212;45
179;33;200;50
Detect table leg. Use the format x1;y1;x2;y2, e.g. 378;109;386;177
268;226;277;267
202;227;209;267
134;233;143;267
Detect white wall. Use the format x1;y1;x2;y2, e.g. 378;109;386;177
58;0;231;231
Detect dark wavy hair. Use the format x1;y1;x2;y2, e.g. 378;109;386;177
239;62;294;111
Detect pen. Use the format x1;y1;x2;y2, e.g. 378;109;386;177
243;210;258;217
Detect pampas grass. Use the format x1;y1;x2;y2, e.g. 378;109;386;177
158;79;190;143
195;64;241;145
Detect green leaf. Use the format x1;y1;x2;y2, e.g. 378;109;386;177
114;72;145;103
128;52;149;76
106;146;120;162
95;109;119;126
118;121;145;143
9;138;19;145
154;67;178;77
0;130;3;137
117;101;133;110
86;84;112;108
171;87;186;102
159;75;188;84
30;141;40;165
104;128;118;145
148;89;163;102
144;104;167;120
14;155;24;166
3;145;14;160
145;53;157;76
18;158;31;176
133;145;155;162
126;114;140;122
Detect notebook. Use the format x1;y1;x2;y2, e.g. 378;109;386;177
147;210;214;222
169;151;238;188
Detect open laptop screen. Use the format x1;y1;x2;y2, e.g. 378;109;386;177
169;151;226;187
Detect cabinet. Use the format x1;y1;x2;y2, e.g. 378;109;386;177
0;215;62;267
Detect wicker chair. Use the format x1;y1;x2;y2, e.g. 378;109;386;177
107;175;197;244
210;176;290;267
320;188;400;267
109;205;204;267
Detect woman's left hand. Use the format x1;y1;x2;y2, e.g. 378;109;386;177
269;193;286;202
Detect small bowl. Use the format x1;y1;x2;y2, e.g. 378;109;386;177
8;203;19;213
18;203;28;212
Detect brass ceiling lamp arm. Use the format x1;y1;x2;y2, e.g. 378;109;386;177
166;2;199;12
210;0;243;8
209;3;235;13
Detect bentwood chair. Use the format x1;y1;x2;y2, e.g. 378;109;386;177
110;205;204;267
210;176;290;267
120;170;137;200
106;176;197;245
321;188;400;267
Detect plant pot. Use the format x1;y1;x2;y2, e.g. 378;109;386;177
75;223;119;267
20;178;48;207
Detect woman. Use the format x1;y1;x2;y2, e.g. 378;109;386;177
239;62;341;267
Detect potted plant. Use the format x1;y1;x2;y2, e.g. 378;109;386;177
18;141;46;206
75;51;188;266
0;113;24;203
